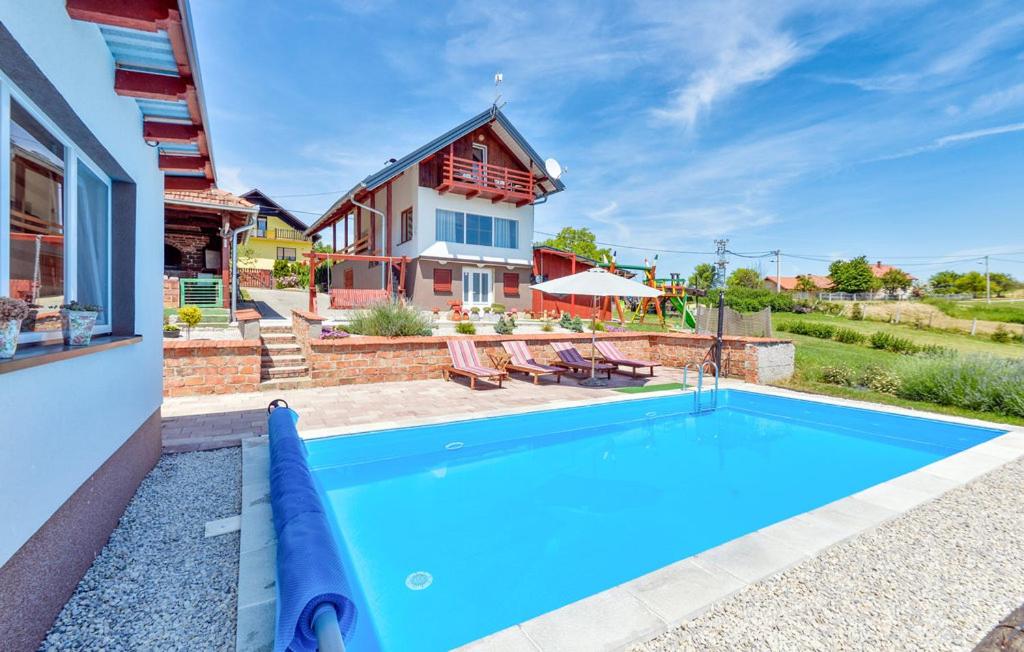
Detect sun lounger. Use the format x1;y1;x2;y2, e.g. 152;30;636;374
443;339;507;389
501;341;566;384
549;342;615;379
593;341;662;377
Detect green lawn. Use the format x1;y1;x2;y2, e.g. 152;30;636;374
924;297;1024;324
774;312;1024;357
776;332;1024;427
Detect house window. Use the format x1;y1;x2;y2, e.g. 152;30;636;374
5;94;112;338
433;268;452;293
503;272;520;297
435;209;464;243
494;218;518;249
465;214;492;246
399;207;413;244
256;216;267;237
276;247;297;261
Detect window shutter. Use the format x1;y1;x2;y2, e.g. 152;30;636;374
434;268;453;293
503;272;520;297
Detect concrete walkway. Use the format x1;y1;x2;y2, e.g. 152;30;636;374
161;368;687;451
246;287;330;319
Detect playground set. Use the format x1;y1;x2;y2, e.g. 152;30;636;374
602;256;699;330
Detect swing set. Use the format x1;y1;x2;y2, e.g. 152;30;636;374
601;255;698;330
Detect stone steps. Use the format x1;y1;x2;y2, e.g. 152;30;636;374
257;376;315;391
260;354;306;367
258;329;311;384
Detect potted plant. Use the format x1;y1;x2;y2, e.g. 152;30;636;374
0;297;30;359
60;301;102;346
163;323;180;339
469;306;481;321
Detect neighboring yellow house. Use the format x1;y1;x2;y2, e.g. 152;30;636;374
239;189;319;287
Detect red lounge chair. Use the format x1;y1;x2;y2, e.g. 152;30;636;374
501;341;566;384
443;339;507;389
594;341;662;378
549;342;615;379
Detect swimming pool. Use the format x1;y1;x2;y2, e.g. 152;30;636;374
302;389;1005;651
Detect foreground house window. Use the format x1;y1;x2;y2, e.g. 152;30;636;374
4;88;112;339
503;272;520;297
399;207;413;244
434;209;518;249
433;268;452;293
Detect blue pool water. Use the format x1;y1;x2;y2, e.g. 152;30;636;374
304;390;1004;651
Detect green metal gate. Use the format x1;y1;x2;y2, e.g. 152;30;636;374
179;278;223;308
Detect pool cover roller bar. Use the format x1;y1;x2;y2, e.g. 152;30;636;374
268;402;357;651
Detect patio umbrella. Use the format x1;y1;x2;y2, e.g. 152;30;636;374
531;268;661;386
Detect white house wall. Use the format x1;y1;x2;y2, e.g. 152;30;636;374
0;2;165;566
414;186;534;265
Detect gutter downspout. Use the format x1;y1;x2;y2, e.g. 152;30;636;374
229;211;258;322
352;188;388;291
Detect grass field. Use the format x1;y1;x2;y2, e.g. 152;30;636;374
776;332;1024;426
924;297;1024;324
774;312;1024;357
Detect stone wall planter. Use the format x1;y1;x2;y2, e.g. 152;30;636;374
0;319;21;359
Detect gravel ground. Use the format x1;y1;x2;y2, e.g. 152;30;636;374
40;448;241;652
633;457;1024;652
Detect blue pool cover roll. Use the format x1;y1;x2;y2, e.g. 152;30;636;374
268;407;357;652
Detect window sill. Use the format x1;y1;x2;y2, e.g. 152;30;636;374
0;334;143;375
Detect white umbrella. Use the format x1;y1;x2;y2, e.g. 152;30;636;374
531;268;661;386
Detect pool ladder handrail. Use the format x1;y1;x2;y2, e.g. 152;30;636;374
682;361;719;414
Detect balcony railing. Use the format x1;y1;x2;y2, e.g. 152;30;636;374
436;155;534;206
254;228;310;241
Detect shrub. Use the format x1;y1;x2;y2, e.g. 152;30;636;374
777;321;837;339
455;321;476;335
814;301;843;316
895;354;1024;417
272;259;291;278
819;365;855;386
320;326;349;339
991;325;1011;343
868;331;919;355
850;302;864;320
490;303;506;314
540;319;555;333
559;312;574;329
163;323;179;333
590;319;606;332
568;316;584;333
494;315;515;335
833;328;866;345
177;305;203;339
709;287;796;313
859;365;901;394
346;301;433;337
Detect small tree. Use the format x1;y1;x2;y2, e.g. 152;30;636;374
687;263;717;291
880;268;911;298
828;256;881;294
237;245;257;268
954;271;987;297
928;270;960;294
794;275;819;294
727;267;762;290
178;305;203;339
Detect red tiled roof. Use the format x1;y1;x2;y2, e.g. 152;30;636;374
164;187;255;211
870;262;916;281
765;275;833;291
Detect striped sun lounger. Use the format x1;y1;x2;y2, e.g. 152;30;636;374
594;341;661;377
501;341;566;384
443;339;507;389
549;342;615;379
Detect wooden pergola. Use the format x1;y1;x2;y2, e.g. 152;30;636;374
303;252;410;313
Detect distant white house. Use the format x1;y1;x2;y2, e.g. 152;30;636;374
0;2;218;648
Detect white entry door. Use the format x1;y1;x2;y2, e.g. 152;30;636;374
462;268;493;307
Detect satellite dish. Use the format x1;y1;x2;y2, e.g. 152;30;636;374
544;158;563;180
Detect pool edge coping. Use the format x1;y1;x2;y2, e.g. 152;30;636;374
235;382;1024;652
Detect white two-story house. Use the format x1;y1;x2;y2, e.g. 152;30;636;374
305;107;564;311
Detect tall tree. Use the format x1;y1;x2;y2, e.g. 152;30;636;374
539;227;611;262
727;267;762;289
688;263;717;291
954;271;987;296
928;270;960;294
880;268;911;297
828;256;881;294
988;272;1019;297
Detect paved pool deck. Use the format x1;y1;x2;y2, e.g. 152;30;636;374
234;381;1024;652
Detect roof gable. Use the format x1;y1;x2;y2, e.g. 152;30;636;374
241;188;309;231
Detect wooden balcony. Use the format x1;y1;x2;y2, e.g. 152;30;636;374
253;228;311;241
436;155;534;207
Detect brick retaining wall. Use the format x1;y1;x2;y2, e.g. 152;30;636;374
163;340;261;397
163;277;180;308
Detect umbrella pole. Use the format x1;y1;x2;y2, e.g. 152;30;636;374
579;295;608;387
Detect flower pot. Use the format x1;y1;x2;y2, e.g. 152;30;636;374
61;310;98;346
163;329;180;339
0;319;21;359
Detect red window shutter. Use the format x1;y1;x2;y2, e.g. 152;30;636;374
503;272;520;297
434;268;452;293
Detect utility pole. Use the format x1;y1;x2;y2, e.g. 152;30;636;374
985;255;990;304
772;250;781;293
714;239;729;288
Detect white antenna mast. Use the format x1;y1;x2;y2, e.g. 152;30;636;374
493;72;504;109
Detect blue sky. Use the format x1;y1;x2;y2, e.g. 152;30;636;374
191;0;1024;281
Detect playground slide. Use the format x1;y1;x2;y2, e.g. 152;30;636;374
667;295;697;330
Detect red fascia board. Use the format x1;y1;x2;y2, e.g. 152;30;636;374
164;176;213;191
115;69;187;100
66;0;174;32
144;121;199;143
159;155;207;171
